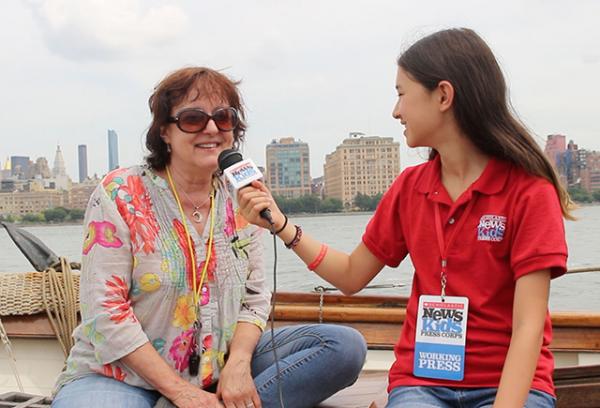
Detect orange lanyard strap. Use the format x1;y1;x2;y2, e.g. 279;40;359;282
166;166;216;304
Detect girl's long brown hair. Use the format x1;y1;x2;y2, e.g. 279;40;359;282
398;28;575;219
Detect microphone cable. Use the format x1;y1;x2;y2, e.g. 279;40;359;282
268;220;285;408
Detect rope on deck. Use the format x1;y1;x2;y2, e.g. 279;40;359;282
0;318;24;392
42;257;77;359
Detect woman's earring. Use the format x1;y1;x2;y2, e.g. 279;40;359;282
166;143;172;153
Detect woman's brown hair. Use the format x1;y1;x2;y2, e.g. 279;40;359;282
398;28;575;219
145;67;247;170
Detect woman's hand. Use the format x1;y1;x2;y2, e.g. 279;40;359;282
170;382;223;408
121;343;222;408
237;181;285;232
217;355;261;408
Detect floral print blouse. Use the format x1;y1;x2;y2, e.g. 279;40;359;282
55;165;271;392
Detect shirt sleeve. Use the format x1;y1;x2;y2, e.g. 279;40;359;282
510;179;568;280
237;225;271;331
79;184;149;364
362;175;408;267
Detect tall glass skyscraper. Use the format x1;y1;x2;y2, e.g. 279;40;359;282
265;137;311;198
10;156;30;179
78;144;88;182
108;129;119;171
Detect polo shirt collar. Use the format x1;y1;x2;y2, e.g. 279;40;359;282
416;154;511;197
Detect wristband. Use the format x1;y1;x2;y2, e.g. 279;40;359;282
308;244;328;271
272;214;288;235
284;225;302;249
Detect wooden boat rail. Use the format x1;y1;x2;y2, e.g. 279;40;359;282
3;290;600;354
273;292;600;353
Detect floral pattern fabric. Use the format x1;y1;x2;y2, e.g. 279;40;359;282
55;165;270;392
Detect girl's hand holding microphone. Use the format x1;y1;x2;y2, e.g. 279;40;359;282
237;181;286;232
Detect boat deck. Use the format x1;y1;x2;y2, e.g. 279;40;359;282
0;373;386;408
0;392;52;408
319;364;600;408
318;371;388;408
1;366;599;408
0;372;388;408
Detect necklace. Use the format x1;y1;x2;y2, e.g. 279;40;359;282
170;172;212;223
180;188;211;223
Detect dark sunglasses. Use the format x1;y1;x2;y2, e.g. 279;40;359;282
168;107;239;133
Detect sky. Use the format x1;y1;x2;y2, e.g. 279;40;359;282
1;0;599;180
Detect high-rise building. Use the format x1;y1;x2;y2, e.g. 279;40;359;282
49;145;72;190
69;176;100;210
311;176;324;197
577;149;600;192
323;133;400;208
265;137;311;198
565;140;585;187
10;156;31;179
0;157;11;180
52;145;67;177
544;134;566;171
108;129;119;171
32;157;52;178
543;135;600;192
78;144;88;182
544;134;568;186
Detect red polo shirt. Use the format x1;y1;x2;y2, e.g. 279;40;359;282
363;155;567;396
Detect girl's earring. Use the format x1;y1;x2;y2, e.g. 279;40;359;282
166;143;172;153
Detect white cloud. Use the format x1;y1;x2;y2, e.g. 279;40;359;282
26;0;188;61
3;0;600;178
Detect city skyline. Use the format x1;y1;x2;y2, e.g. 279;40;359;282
3;132;600;218
3;132;600;182
1;1;599;180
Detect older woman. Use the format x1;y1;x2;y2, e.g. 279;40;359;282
51;67;366;408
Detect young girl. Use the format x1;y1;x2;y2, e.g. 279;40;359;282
238;28;572;407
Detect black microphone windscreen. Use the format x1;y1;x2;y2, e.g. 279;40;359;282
218;149;243;171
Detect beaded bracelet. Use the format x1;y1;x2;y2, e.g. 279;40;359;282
308;243;328;271
284;225;302;249
272;214;288;235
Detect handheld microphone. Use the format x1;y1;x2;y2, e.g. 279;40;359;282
219;149;285;407
218;149;274;224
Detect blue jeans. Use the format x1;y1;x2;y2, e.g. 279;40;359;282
52;375;160;408
52;324;366;408
251;324;366;407
386;386;556;408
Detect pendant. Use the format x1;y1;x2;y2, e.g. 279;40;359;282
192;209;203;223
189;320;201;376
188;351;200;376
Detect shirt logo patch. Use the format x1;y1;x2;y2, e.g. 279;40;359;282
477;214;506;242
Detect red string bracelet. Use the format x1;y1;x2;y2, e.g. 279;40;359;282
284;225;302;249
308;243;328;271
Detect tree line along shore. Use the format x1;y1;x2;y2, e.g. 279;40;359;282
2;188;599;226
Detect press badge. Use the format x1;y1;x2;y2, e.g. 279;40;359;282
413;295;469;381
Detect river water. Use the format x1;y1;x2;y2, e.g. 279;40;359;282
2;206;599;311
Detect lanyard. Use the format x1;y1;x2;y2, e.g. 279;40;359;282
166;166;216;305
433;195;477;300
166;166;217;377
